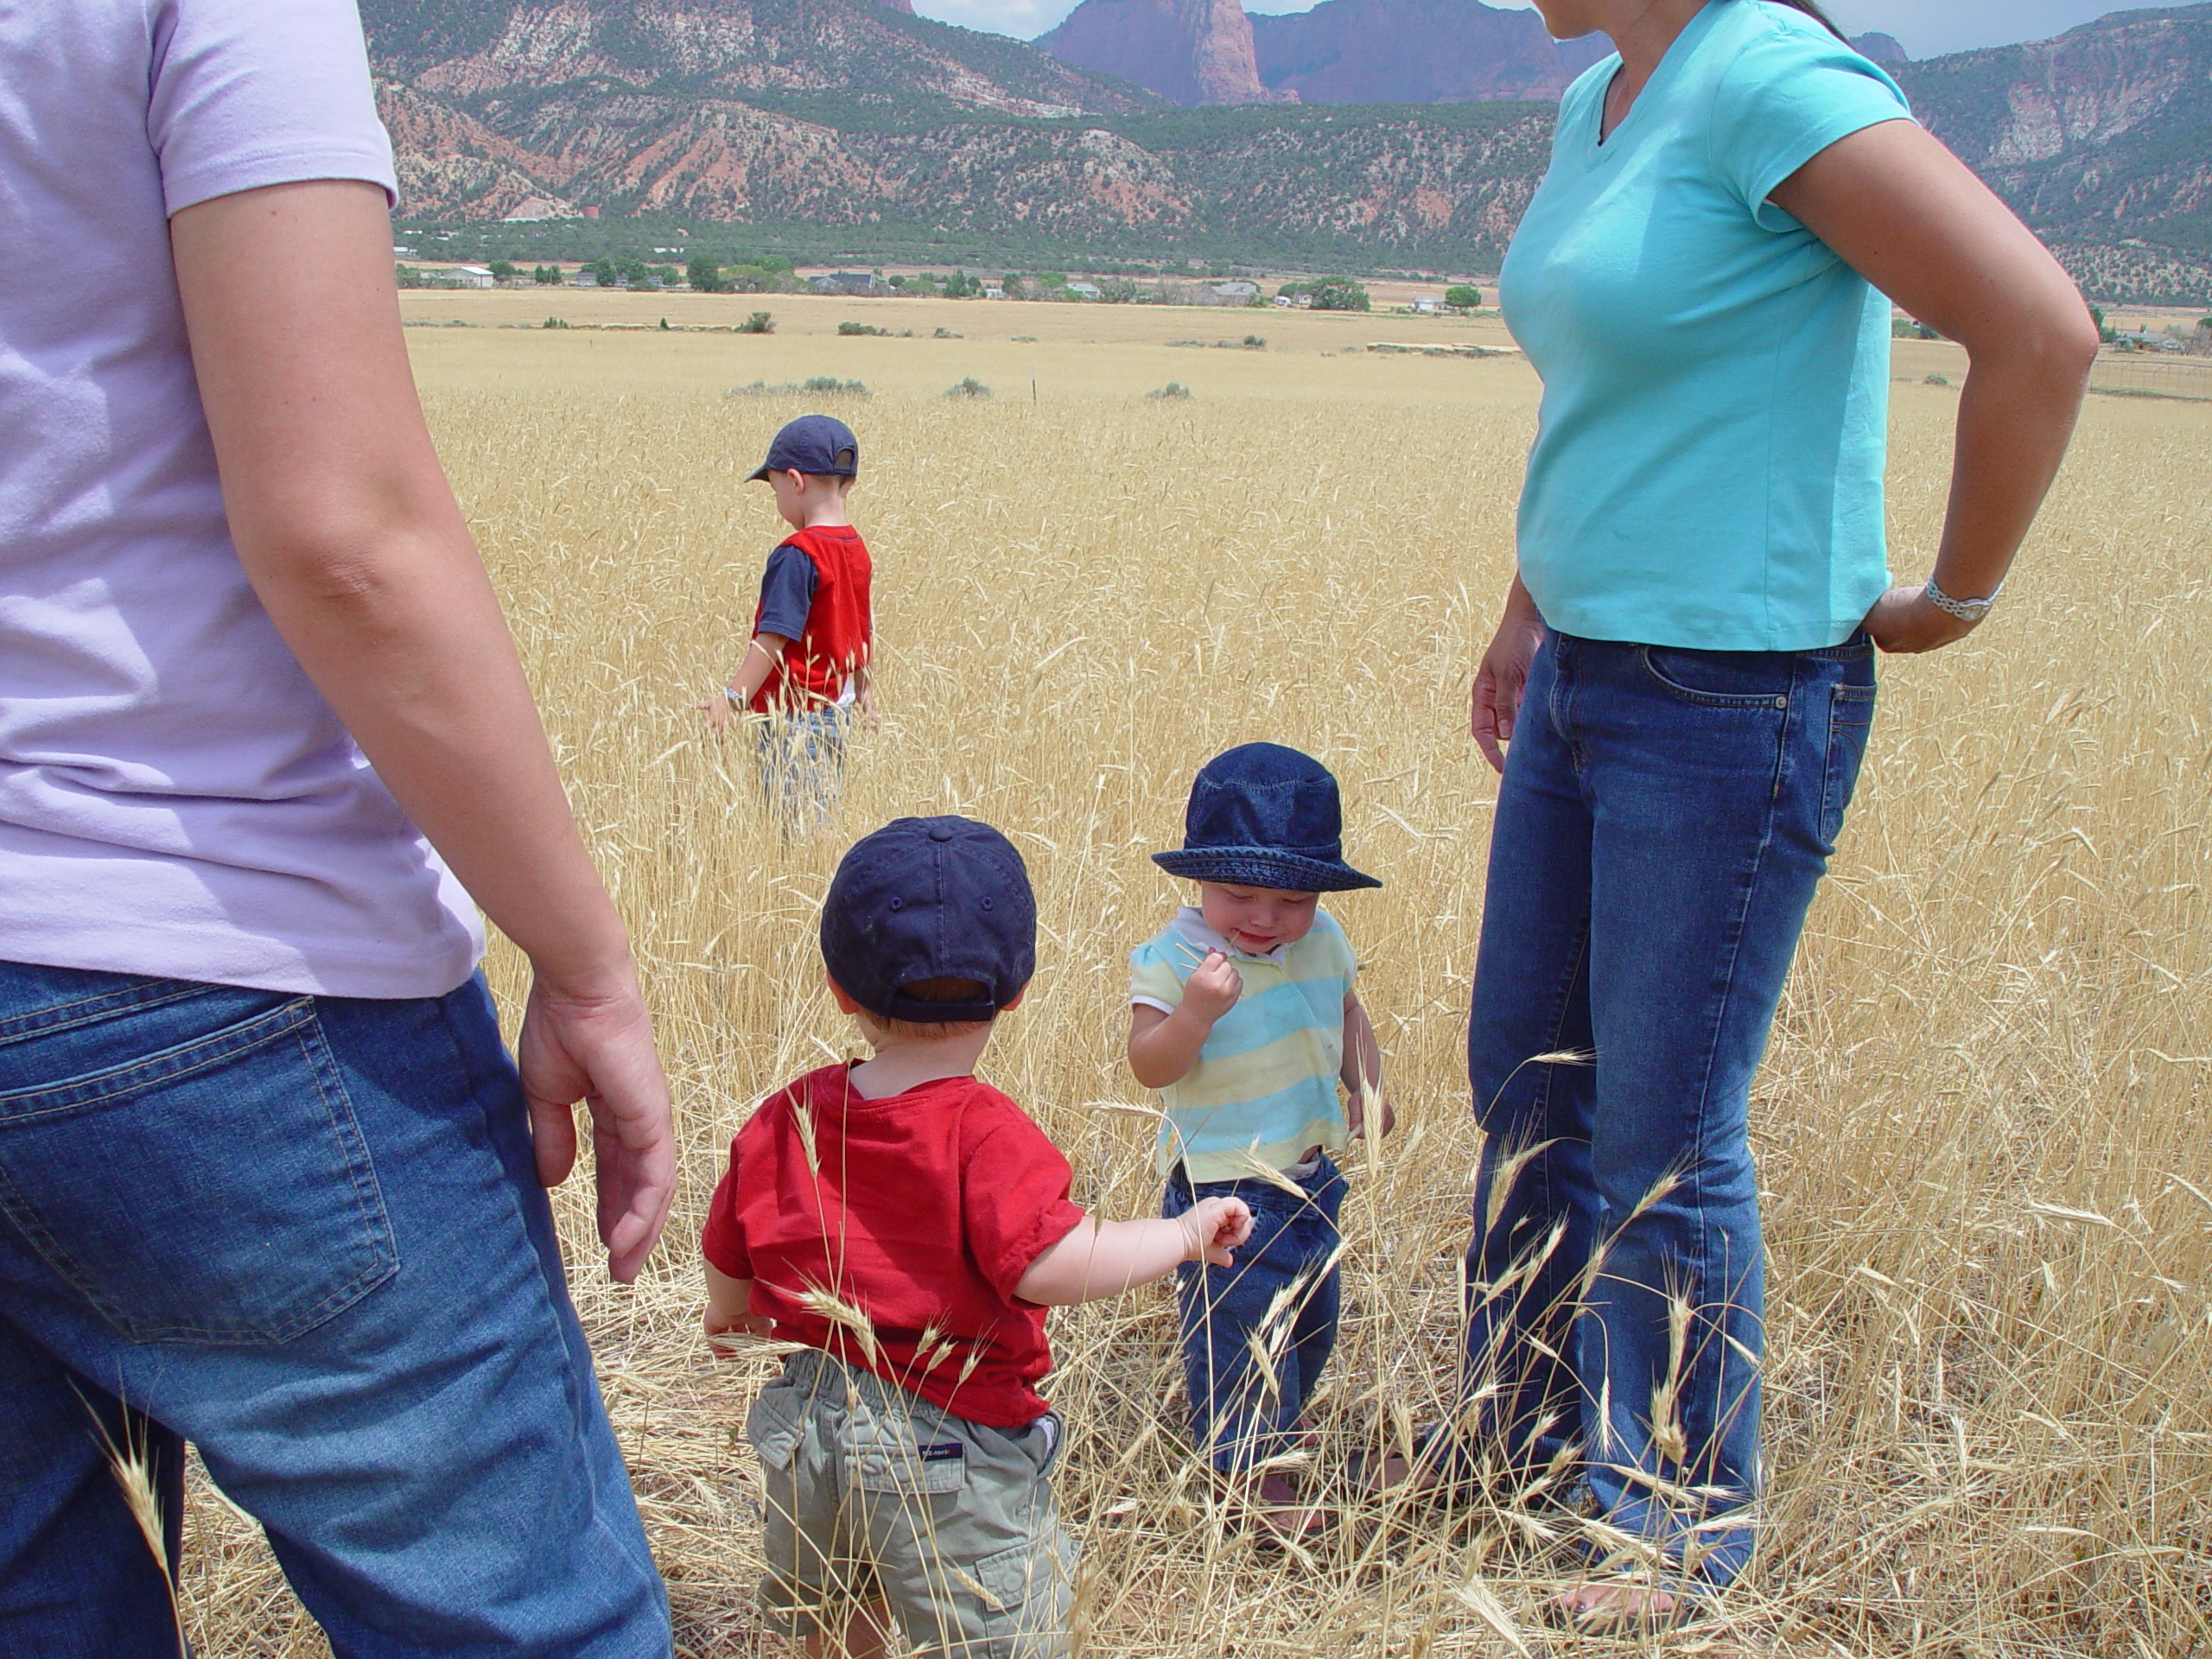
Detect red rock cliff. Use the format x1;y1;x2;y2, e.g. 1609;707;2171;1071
1249;0;1567;103
1037;0;1291;107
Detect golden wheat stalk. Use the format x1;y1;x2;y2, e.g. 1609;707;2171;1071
83;1398;187;1658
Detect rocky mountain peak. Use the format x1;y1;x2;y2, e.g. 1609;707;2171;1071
1036;0;1293;106
1249;0;1567;104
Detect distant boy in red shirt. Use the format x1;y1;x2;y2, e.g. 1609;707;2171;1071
703;817;1250;1659
696;414;875;831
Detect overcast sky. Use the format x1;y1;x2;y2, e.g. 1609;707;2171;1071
912;0;2158;60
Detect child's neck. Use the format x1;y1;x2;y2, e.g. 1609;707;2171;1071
849;1026;996;1099
787;505;851;531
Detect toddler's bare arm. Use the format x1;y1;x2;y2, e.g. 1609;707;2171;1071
703;1261;772;1342
1127;950;1242;1086
695;632;792;731
1014;1198;1252;1307
1343;990;1395;1137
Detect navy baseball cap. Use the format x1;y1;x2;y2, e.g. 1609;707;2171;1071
1153;743;1381;893
748;414;859;482
821;817;1036;1024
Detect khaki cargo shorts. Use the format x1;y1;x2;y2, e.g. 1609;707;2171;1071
746;1349;1077;1658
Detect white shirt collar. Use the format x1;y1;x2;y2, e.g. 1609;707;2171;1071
1167;905;1289;965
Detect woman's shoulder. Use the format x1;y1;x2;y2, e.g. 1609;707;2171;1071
1688;3;1911;206
1696;3;1910;118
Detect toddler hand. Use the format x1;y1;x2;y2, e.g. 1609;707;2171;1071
1183;1197;1254;1268
1347;1090;1396;1139
1181;950;1243;1026
703;1306;772;1347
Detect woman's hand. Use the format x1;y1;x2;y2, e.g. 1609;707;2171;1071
515;966;677;1286
1472;575;1546;775
1862;584;1980;655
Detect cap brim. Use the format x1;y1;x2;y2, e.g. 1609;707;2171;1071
746;463;774;482
1151;849;1381;892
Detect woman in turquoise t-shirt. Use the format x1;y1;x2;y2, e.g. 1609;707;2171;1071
1452;0;2095;1622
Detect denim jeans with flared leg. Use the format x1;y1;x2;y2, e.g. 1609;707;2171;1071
1463;630;1876;1589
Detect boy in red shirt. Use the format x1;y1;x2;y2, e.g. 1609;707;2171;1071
696;413;875;831
703;816;1249;1659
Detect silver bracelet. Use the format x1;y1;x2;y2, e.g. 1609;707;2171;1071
1924;576;2003;625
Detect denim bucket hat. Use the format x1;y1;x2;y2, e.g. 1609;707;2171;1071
1152;743;1381;893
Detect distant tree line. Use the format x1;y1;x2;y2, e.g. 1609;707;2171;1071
396;256;1487;315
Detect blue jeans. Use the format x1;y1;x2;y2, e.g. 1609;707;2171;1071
1164;1155;1346;1476
1463;632;1876;1587
758;707;848;835
0;963;671;1656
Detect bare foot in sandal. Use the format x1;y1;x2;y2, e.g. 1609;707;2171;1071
1550;1580;1681;1627
1357;1440;1444;1499
1252;1471;1326;1541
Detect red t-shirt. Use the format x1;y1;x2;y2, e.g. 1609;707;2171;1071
702;1064;1087;1427
750;524;872;715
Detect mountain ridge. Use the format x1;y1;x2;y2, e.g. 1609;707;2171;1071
1896;4;2212;263
366;0;2212;299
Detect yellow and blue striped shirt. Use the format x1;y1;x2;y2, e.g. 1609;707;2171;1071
1128;906;1357;1182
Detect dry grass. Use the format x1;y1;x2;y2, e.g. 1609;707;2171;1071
178;302;2212;1656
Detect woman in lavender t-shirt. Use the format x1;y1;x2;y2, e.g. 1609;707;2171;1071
0;3;674;1650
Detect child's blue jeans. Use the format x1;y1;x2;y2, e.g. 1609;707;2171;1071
1163;1154;1346;1477
757;706;848;835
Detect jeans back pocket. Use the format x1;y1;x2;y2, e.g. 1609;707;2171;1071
0;988;397;1344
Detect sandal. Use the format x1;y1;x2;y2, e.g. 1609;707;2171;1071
1233;1471;1329;1542
1541;1577;1704;1632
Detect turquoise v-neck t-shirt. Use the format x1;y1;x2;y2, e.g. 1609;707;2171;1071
1498;1;1913;652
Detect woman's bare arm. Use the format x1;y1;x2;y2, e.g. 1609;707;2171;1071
1770;121;2100;654
168;179;673;1282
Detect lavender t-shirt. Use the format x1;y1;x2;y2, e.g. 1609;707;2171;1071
0;0;483;998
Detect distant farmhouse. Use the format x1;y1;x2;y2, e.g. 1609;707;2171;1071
810;271;881;296
1198;280;1259;306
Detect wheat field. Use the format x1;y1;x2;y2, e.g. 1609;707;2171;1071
175;296;2212;1656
